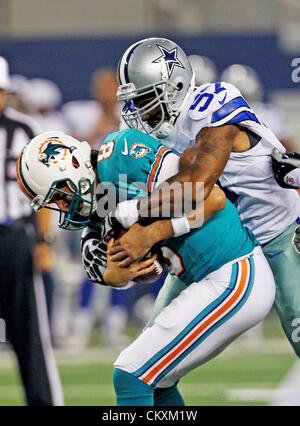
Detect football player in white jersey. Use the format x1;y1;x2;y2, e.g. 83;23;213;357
16;129;276;406
111;37;300;359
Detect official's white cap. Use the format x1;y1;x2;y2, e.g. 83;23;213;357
0;56;10;90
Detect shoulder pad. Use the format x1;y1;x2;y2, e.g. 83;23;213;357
188;82;261;128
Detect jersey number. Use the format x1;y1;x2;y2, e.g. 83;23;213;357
189;82;226;112
161;246;185;277
97;140;115;162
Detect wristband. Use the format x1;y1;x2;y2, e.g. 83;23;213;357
115;199;139;229
171;215;190;237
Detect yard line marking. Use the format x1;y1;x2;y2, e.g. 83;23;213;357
224;388;285;402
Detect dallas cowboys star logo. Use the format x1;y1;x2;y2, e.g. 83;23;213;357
152;45;185;78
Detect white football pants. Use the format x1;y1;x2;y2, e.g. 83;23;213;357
114;246;275;388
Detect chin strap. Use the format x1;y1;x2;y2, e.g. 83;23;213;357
155;121;174;139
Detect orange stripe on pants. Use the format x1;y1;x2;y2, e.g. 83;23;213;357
142;257;249;384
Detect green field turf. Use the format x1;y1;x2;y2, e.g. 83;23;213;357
0;309;297;406
0;342;296;406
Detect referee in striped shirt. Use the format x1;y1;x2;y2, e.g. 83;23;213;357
0;56;63;405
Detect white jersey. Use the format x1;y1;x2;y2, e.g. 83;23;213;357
162;82;300;244
121;82;300;244
251;101;289;142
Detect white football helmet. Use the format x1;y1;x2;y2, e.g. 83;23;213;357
117;37;195;139
220;64;263;103
17;131;96;230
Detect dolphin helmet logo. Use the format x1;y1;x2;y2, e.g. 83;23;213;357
38;139;77;167
130;143;151;159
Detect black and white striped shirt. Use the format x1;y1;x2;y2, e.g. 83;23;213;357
0;108;40;225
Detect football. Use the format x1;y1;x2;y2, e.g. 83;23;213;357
115;229;164;284
134;245;165;284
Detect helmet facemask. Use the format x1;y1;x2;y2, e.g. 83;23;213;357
32;177;96;230
118;80;180;139
31;178;96;230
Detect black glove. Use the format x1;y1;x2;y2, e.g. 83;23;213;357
80;226;107;285
80;214;124;285
99;211;124;243
271;148;300;189
293;225;300;254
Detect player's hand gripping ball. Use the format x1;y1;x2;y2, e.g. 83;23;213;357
116;229;165;284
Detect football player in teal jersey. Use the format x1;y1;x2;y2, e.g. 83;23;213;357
17;129;275;406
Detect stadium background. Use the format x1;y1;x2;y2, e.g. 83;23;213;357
0;0;300;406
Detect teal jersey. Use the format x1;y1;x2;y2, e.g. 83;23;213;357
98;129;259;286
98;128;173;201
161;203;257;285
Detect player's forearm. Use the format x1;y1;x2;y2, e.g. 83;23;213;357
110;186;227;267
137;167;205;221
178;127;234;199
36;208;54;240
188;185;226;228
141;220;174;246
137;165;224;222
139;186;226;242
117;183;226;243
103;268;132;288
138;127;233;220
